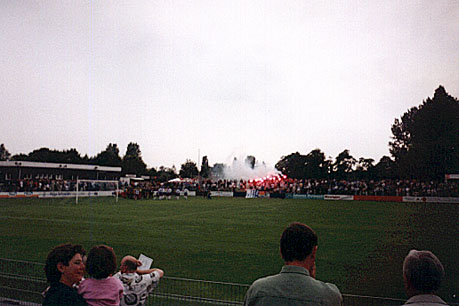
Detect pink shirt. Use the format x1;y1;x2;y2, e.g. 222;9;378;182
78;276;124;306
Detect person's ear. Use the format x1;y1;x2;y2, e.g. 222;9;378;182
57;262;66;273
311;246;318;260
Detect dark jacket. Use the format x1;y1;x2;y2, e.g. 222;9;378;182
42;282;87;306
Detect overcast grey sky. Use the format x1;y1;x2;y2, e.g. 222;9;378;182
1;1;458;169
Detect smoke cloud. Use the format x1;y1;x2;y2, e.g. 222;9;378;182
223;157;280;180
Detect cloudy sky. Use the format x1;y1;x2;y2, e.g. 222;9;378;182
1;1;458;170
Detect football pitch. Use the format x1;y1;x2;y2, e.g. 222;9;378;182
0;197;457;301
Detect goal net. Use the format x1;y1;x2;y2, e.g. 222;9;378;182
76;179;119;204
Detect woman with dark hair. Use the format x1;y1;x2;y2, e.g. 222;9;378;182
78;245;123;306
43;243;87;306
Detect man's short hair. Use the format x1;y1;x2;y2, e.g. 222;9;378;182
122;258;138;272
403;250;445;293
280;222;318;262
45;243;86;284
86;245;117;279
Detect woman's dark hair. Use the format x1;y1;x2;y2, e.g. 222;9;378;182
280;222;318;262
45;243;86;284
86;245;117;279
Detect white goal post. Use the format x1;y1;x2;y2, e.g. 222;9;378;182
76;179;119;204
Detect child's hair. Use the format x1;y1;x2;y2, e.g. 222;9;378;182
86;245;117;279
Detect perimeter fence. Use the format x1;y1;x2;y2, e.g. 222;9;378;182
0;257;444;306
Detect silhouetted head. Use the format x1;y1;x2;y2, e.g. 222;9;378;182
280;222;318;262
403;250;444;295
86;245;117;279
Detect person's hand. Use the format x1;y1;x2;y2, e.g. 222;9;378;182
136;260;142;267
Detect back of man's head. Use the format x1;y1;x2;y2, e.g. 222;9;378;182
280;222;318;262
403;250;444;294
120;256;139;273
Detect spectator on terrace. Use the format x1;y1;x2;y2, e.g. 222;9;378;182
114;255;164;306
402;250;448;306
244;222;342;306
43;243;87;306
78;245;123;306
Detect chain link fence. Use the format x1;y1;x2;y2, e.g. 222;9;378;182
3;257;452;306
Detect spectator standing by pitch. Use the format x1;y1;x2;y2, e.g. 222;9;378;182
402;250;448;305
244;222;342;306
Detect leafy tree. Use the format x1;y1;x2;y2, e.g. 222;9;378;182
179;159;199;178
332;150;356;179
200;156;211;178
61;148;83;164
355;157;375;179
0;144;11;161
122;142;147;176
156;166;177;182
374;156;396;179
146;167;158;178
304;149;330;179
275;152;307;179
389;86;459;179
93;143;122;167
18;147;84;164
245;155;256;169
10;153;28;161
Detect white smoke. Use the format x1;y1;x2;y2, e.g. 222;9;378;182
223;157;280;180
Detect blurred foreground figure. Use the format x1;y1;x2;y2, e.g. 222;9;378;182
403;250;448;306
244;222;342;306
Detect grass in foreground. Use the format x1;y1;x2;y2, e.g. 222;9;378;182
0;197;457;301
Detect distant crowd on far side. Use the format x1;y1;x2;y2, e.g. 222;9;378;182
4;177;458;197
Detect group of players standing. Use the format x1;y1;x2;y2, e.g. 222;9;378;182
157;186;189;200
122;184;189;200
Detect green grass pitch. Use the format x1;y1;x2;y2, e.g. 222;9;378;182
0;196;457;301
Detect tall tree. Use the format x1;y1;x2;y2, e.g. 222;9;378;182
275;152;306;179
354;157;375;179
304;149;329;179
156;166;177;182
93;143;122;167
389;86;459;179
179;159;199;178
0;144;11;161
200;156;210;178
122;142;147;175
374;156;396;179
332;150;356;179
22;147;84;164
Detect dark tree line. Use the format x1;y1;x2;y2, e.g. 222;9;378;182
2;86;457;181
389;86;459;179
276;86;458;181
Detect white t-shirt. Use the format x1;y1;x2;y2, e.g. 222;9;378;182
114;271;161;306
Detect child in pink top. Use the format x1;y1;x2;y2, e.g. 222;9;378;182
78;245;123;306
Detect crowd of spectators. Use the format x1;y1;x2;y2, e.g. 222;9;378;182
0;179;116;193
199;178;459;197
1;177;458;197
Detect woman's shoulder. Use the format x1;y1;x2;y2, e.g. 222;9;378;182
43;283;87;306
